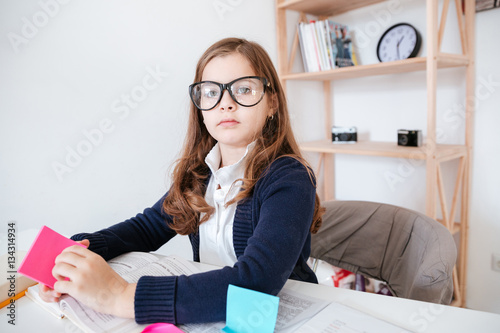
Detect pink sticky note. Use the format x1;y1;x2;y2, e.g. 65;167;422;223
18;225;85;289
141;323;184;332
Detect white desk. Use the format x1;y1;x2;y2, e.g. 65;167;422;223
2;262;500;332
282;279;500;332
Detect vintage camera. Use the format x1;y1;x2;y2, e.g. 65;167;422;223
397;129;422;147
332;126;357;144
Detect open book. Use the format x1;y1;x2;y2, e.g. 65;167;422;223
26;252;201;333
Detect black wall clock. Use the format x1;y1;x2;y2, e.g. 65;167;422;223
377;23;422;62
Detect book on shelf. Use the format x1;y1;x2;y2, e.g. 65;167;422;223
298;21;321;72
349;29;361;66
298;19;357;72
297;22;310;72
327;20;356;68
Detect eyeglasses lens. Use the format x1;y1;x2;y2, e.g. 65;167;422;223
191;77;265;111
197;82;220;110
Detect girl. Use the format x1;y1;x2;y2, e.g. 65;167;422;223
40;37;323;324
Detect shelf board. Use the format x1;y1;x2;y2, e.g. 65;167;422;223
299;140;467;160
281;54;469;82
277;0;386;16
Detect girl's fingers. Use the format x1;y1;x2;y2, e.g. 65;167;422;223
55;247;88;267
53;280;72;295
53;246;97;294
39;283;61;303
52;261;77;282
43;285;61;297
41;243;92;303
77;239;90;247
40;284;50;292
61;244;90;257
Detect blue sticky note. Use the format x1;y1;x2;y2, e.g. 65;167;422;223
222;284;280;333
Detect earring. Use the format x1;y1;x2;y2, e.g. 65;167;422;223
269;114;274;121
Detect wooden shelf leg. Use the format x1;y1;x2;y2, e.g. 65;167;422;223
425;0;438;219
452;266;463;306
436;163;450;229
449;157;465;228
324;154;334;200
276;4;288;77
438;0;450;52
458;0;475;308
454;0;468;55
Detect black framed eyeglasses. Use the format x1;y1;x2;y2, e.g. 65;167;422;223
189;76;270;111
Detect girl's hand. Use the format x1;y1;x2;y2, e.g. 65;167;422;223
38;239;90;303
38;283;62;303
52;242;136;318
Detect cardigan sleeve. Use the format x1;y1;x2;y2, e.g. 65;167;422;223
71;194;177;261
134;157;317;324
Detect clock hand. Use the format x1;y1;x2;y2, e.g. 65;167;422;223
397;35;405;47
396;36;405;59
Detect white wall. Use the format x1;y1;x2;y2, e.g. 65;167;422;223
0;0;498;315
466;7;500;315
286;1;500;314
0;0;276;258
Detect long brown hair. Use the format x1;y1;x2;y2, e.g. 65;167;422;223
163;38;323;235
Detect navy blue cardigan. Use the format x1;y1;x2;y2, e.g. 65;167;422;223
72;157;318;324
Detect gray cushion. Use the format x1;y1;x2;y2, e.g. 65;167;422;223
311;200;457;304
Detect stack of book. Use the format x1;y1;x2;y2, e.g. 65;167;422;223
298;19;358;72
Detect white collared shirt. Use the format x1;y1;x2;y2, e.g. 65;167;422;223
199;142;255;267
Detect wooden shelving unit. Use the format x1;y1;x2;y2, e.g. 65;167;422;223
275;0;475;308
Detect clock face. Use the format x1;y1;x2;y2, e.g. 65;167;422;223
377;23;422;62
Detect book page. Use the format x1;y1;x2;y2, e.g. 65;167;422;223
107;252;161;277
179;322;226;333
274;287;330;331
120;255;201;283
25;284;65;319
293;302;413;333
60;297;144;333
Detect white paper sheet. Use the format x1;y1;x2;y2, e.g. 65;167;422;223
293;301;413;333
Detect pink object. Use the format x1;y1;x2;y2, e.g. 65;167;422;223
141;323;184;332
18;225;86;289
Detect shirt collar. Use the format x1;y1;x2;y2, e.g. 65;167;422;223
205;141;256;187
